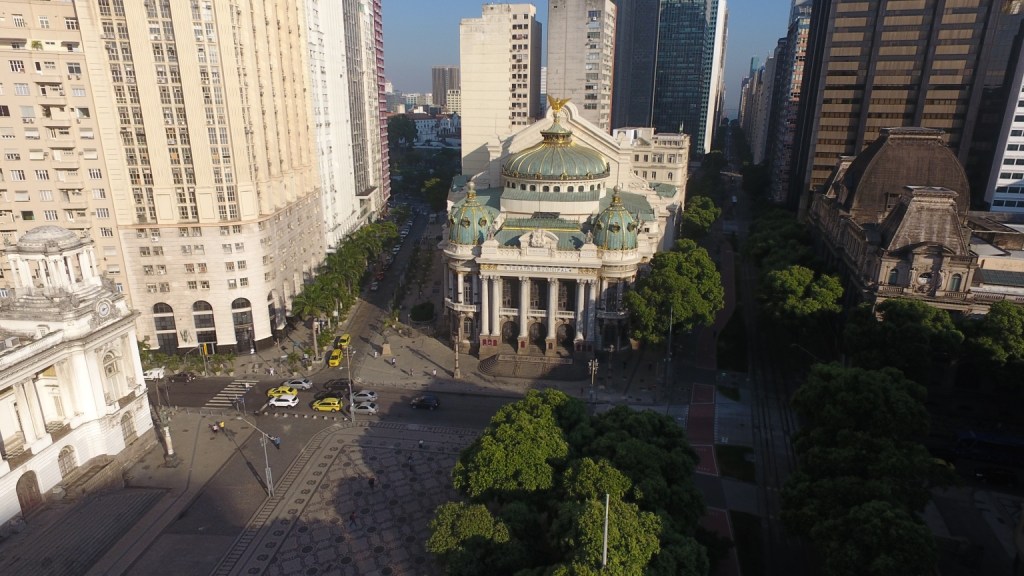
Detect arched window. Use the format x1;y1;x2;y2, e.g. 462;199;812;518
152;303;177;353
103;351;120;379
554;186;560;192
668;172;674;180
529;185;536;191
121;412;137;443
567;186;574;192
58;446;77;479
949;273;963;292
887;268;899;285
193;300;216;343
520;184;526;190
543;186;549;192
232;298;254;353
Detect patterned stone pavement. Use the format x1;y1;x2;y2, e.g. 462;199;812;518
212;421;478;576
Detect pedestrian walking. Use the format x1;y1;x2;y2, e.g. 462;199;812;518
348;511;358;528
368;477;376;490
418;440;424;449
211;423;219;434
432;368;437;377
374;350;378;359
391;357;397;367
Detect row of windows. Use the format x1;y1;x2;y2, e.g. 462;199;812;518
8;14;77;29
992;199;1024;208
0;168;101;181
0;188;105;201
505;182;605;192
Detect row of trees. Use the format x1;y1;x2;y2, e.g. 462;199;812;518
427;389;718;575
288;221;399;344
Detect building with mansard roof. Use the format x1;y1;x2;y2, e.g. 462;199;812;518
0;226;152;529
442;100;687;376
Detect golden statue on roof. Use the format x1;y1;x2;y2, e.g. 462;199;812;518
547;95;571;114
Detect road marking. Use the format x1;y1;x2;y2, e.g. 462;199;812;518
203;380;257;408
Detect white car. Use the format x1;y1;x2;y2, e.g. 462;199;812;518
352;402;378;415
143;367;166;381
268;394;298;408
282;378;313;390
351;390;377;403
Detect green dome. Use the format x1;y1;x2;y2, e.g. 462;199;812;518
448;183;493;246
501;118;609;181
593;188;639;250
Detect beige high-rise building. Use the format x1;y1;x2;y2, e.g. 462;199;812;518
460;3;542;178
546;0;615;132
0;1;128;301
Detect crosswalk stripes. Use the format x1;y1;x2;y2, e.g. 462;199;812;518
203;380;258;409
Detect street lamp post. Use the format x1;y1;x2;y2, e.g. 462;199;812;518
238;416;276;497
453;314;462;379
588;358;598;402
345;347;355;423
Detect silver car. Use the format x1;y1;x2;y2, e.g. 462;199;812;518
352;402;378;415
351;390;377;403
282;378;313;390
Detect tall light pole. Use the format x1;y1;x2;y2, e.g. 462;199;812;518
602;492;610;568
588;358;598;402
453;314;462;379
345;346;355;423
238;416;276;497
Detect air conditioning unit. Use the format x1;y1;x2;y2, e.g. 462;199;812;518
23;118;34;124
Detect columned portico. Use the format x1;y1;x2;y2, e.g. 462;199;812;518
480;276;491;336
575;281;586;341
518;276;530;351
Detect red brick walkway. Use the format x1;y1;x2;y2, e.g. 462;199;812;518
700;508;742;576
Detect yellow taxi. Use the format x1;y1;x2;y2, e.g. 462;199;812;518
337;333;351;349
328;349;343;367
312;397;344;412
267;385;298;398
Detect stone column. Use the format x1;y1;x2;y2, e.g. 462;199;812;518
15;382;43;443
456;271;465;304
472;275;479;305
575;280;586;340
480;276;491;336
518;277;529;352
78;250;92;281
546;278;558;340
492;276;502;339
616;280;625;311
587;279;599;344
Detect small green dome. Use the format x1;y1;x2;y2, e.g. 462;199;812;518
501;116;609;181
448;183;493;246
593;188;639;250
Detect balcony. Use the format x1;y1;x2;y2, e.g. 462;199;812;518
444;298;479;313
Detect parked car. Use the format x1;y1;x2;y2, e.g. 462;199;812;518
312;397;344;412
375;271;385;281
282;377;313;390
410;394;440;410
391;245;401;254
352;390;377;403
267;385;298;398
168;371;197;383
328;349;343;367
143;367;166;381
268;394;299;408
369;282;380;292
352;402;378;415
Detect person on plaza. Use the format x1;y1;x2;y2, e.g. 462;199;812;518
348;511;358;528
211;423;219;433
368;477;376;490
391;357;397;367
432;368;436;377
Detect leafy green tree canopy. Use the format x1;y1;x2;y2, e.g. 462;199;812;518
680;195;722;239
760;265;843;321
387;114;417;148
624;239;724;345
812;500;936;576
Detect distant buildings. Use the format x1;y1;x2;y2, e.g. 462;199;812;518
432;66;461;112
767;0;811;203
986;51;1024;212
546;0;616;132
610;0;728;156
0;226;153;529
446;89;462;115
460;3;543;178
791;0;1024;208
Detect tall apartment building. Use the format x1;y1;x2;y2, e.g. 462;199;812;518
460;3;542;178
1;0;389;355
986;41;1024;212
546;0;616;132
767;0;811;203
308;0;389;248
739;54;776;165
611;0;728;156
446;89;462;115
791;0;1024;208
432;65;460;111
0;1;128;301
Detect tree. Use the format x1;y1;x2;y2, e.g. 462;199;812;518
844;300;963;384
812;501;936;576
429;390;709;576
426;502;516;576
959;300;1024;390
744;208;812;271
423;176;449;211
624;239;724;345
452;389;570;498
387;114;417;148
679;195;721;239
759;265;843;322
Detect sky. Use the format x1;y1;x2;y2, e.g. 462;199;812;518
381;0;793;120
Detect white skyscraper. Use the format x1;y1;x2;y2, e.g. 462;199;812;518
460;4;542;178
